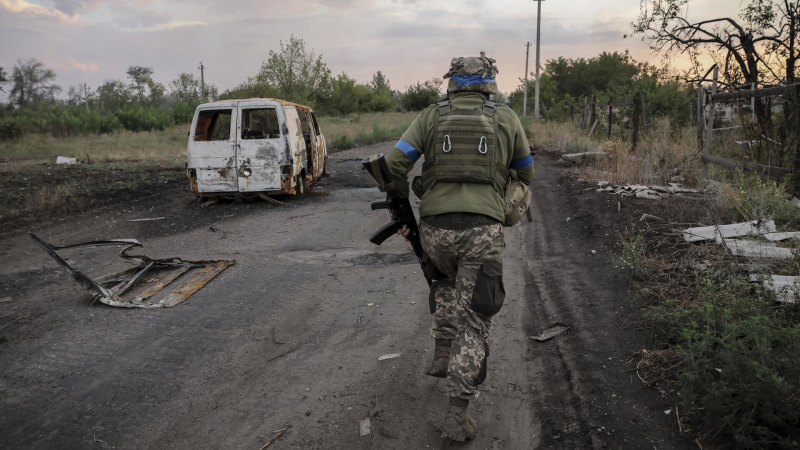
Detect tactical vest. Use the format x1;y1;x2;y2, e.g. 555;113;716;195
421;98;509;195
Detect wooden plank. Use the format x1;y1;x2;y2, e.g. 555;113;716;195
701;155;792;178
712;84;797;101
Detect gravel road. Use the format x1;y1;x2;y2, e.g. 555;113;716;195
0;142;691;449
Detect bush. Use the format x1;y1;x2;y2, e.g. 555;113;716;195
646;272;800;448
115;106;173;132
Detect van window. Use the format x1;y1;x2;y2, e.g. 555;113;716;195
241;108;280;140
310;112;321;134
194;109;232;141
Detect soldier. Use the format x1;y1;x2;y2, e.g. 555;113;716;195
385;53;535;441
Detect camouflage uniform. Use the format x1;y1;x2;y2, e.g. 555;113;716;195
420;214;504;401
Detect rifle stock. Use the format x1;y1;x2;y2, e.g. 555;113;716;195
362;153;433;286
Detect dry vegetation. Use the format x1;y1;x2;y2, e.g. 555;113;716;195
528;120;800;446
319;111;418;149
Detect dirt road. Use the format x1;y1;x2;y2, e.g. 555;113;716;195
0;142;690;449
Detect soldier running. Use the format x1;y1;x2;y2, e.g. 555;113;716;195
385;52;535;441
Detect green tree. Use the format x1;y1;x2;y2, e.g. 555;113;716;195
96;80;133;112
10;58;61;108
126;65;154;98
402;78;442;111
170;73;201;103
257;35;331;104
0;67;8;93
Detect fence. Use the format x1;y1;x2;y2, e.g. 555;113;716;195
697;66;800;189
565;94;648;150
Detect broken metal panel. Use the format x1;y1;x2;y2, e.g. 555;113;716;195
750;275;799;304
683;220;776;243
29;233;233;309
160;261;229;307
725;239;794;259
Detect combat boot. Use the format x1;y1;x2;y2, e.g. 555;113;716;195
425;339;451;378
441;398;477;442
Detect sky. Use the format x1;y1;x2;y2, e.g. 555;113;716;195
0;0;742;96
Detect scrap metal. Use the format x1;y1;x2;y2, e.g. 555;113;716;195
29;233;233;309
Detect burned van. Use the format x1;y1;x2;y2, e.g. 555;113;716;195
186;98;327;197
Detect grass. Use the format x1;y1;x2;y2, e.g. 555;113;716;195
0;125;189;165
318;111;417;149
0;111;415;226
534;118;800;446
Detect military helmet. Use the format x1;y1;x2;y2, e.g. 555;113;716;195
443;52;499;95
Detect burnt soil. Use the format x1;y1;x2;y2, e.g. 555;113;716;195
0;142;694;449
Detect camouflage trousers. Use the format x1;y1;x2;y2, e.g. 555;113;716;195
419;214;505;401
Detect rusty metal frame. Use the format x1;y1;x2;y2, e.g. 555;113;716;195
29;233;234;309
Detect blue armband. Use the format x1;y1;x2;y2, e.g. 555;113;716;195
395;140;421;163
510;154;533;170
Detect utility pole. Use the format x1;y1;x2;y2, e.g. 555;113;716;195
199;61;206;103
534;0;544;123
523;42;531;116
83;83;89;111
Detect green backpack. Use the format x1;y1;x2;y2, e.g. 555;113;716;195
421;98;509;196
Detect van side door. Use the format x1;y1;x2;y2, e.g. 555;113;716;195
282;107;307;181
188;107;238;193
236;106;285;192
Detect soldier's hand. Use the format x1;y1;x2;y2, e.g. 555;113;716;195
396;225;411;242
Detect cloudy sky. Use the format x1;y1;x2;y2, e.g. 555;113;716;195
0;0;741;96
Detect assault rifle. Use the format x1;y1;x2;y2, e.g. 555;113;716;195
362;153;431;286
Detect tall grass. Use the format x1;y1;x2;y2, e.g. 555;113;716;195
528;119;702;186
0;125;189;164
319;111;417;149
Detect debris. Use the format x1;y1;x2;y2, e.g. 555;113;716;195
208;226;218;232
258;192;285;206
0;315;21;331
725;239;794;259
530;324;570;342
750;275;799;303
664;409;672;415
127;217;165;222
682;220;776;243
559;152;610;165
359;418;372;437
0;297;12;303
566;217;570;222
762;231;800;242
597;183;701;200
378;353;401;361
259;429;286;449
29;233;234;309
201;198;218;207
369;396;383;418
56;156;77;165
591;250;597;255
639;214;665;222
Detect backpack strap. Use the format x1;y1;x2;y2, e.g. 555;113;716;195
482;98;498;117
437;100;451;116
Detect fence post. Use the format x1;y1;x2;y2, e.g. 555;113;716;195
704;67;719;174
696;85;705;143
591;95;597;130
607;97;613;138
582;97;589;130
640;93;647;133
793;88;800;195
632;98;641;152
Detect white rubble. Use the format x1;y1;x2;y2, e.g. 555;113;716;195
683;220;776;243
56;156;77;165
749;275;799;304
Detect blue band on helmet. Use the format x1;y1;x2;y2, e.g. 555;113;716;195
395;140;420;162
510;154;533;170
451;74;497;86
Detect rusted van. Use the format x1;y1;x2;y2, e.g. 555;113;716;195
186;99;327;197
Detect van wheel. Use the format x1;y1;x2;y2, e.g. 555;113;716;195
296;175;305;196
